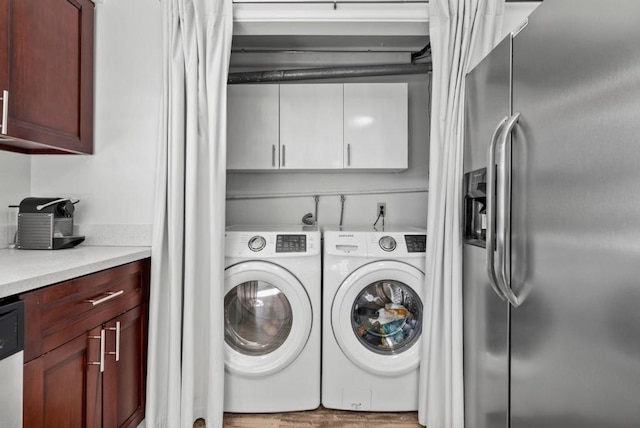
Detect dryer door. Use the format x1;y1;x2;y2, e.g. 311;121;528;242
224;261;312;376
332;260;425;376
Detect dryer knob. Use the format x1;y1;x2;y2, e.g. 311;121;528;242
379;236;397;252
248;235;266;252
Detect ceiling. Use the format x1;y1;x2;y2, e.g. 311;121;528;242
231;1;430;67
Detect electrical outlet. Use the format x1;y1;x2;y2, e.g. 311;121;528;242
377;202;386;218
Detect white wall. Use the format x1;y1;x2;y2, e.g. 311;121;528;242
226;73;430;229
0;151;30;247
29;0;162;245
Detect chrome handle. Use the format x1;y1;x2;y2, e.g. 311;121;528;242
107;321;120;362
347;144;351;166
486;116;508;301
88;329;105;372
1;90;7;134
85;290;124;306
36;197;79;211
271;145;276;167
495;112;521;307
282;144;286;167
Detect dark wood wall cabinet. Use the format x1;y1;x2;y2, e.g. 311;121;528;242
0;0;95;154
20;258;150;428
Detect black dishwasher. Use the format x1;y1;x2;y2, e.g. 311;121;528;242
0;299;24;427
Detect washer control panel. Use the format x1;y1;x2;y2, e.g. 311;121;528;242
226;228;320;258
247;235;267;252
276;234;307;253
378;236;397;252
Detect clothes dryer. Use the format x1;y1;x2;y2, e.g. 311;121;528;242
322;226;427;411
224;225;321;412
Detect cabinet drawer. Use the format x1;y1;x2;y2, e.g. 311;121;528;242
21;259;150;362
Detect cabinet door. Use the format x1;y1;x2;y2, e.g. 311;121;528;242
0;0;7;95
103;306;147;428
280;83;344;169
227;84;280;170
23;327;103;428
0;0;94;154
344;83;408;170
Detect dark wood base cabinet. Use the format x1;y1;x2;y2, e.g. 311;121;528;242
20;259;150;428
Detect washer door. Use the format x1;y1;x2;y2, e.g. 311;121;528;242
332;260;425;376
224;261;312;376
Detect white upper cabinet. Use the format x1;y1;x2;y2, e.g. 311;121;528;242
344;83;408;170
227;84;280;170
227;82;408;171
279;84;344;170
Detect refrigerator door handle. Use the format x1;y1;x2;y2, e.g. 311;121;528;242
496;112;522;307
486;116;508;301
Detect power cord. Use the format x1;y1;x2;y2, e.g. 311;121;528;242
373;204;385;228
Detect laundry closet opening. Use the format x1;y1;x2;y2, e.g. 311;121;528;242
224;13;432;229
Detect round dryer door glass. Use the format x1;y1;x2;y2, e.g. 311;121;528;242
351;280;423;355
225;280;293;356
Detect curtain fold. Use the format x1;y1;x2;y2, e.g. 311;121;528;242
146;0;232;426
419;1;504;427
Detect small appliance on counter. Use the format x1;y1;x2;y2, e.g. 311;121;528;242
17;197;85;250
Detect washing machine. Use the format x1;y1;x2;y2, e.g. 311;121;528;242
322;226;427;412
224;225;321;413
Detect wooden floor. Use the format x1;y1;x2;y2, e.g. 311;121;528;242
218;406;422;427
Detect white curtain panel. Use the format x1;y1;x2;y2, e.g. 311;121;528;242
419;1;504;427
146;0;232;426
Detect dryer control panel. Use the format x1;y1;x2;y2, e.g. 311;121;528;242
324;227;427;258
405;235;427;253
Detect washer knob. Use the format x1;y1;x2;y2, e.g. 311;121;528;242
379;236;397;252
248;235;266;252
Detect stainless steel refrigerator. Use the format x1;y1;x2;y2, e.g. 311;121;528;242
462;1;640;427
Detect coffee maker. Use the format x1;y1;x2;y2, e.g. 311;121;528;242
17;197;85;250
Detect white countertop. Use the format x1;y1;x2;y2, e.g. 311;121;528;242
0;246;151;299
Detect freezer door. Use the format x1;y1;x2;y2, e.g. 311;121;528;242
509;1;640;427
463;35;511;428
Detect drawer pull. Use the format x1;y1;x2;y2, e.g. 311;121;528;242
86;290;124;306
88;329;105;372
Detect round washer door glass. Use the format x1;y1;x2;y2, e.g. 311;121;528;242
225;280;293;356
224;261;313;376
351;280;422;355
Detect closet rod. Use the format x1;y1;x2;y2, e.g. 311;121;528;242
226;187;428;200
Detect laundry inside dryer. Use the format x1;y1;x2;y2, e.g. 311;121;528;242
352;280;422;354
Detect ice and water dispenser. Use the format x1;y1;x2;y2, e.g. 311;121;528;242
464;168;487;247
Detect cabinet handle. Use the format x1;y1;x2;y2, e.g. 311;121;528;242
107;321;121;362
272;145;276;167
85;290;124;306
347;144;351;166
88;329;105;373
282;145;286;167
1;90;8;135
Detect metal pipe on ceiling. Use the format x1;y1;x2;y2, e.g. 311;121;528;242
227;62;432;84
